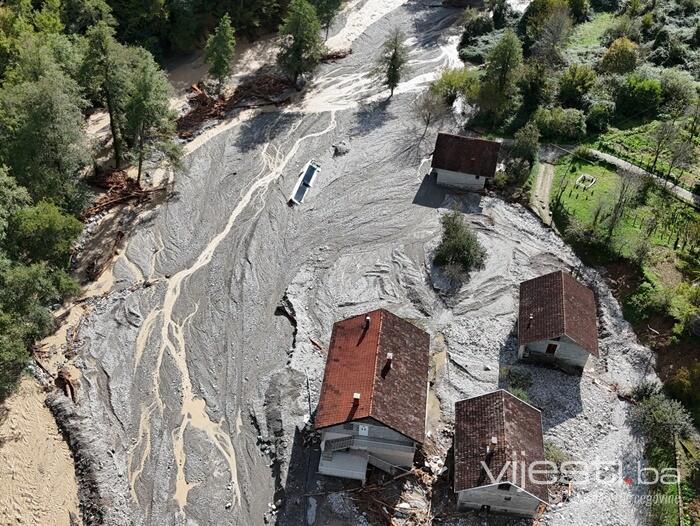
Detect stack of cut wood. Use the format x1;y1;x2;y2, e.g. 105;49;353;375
81;170;153;220
321;48;352;62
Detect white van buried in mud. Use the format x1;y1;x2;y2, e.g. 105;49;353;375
288;160;321;206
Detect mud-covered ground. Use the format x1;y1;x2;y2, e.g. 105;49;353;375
66;1;657;525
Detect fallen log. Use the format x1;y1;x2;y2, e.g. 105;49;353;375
321;48;352;62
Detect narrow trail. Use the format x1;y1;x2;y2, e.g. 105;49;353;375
128;111;338;512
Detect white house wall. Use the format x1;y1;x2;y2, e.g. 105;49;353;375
457;484;541;517
518;335;590;370
434;168;486;190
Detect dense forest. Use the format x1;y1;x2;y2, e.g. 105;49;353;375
0;0;188;399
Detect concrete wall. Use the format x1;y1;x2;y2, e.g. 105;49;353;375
319;420;416;478
457;484;541;517
518;335;590;371
434;168;486;190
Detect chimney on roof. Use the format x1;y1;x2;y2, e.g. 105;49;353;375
365;315;371;329
353;393;361;405
528;314;533;328
486;436;498;454
386;352;393;368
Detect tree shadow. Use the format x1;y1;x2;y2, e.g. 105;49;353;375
405;1;466;50
235;111;300;154
350;99;395;138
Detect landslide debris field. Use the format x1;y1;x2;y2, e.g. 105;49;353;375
60;2;656;525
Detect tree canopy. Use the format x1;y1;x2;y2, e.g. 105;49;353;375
205;14;236;92
278;0;324;83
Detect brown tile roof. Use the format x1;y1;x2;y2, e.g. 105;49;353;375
518;270;598;357
314;309;430;443
454;390;548;502
431;133;500;178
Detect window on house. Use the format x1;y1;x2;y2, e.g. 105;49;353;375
504;497;512;501
546;343;558;355
498;483;511;491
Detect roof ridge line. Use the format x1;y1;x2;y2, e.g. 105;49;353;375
368;310;384;416
560;270;567;340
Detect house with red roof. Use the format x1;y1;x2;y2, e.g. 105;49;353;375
431;133;501;191
314;309;430;482
454;390;549;517
518;270;599;373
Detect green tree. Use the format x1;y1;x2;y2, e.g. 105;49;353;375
205;14;236;93
0;167;30;244
311;0;342;40
124;49;182;183
629;392;693;446
512;122;540;167
0;69;89;210
477;29;523;122
600;37;638;74
660;68;696;118
278;0;324;84
616;74;661;116
82;21;131;168
559;64;596;108
520;0;569;49
60;0;114;34
374;28;409;98
8;201;83;267
434;211;487;274
531;4;572;65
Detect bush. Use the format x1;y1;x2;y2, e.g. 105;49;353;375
507;386;530;402
512;122;540;166
625;280;669;322
434;211;487;274
628;392;693;445
616;74;662;117
586;100;615;132
431;67;480;104
600;37;638;73
534;106;587;140
460;8;494;46
559;64;597;109
544;441;571;467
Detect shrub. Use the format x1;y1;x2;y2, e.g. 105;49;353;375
544;441;571;467
625;280;669;322
431;67;480;104
616;74;662;117
434;211;487;274
600;37;638;74
460;8;494;46
534;106;587;140
628;392;693;445
586;100;615;132
507;386;530;402
632;380;662;401
559;64;597;109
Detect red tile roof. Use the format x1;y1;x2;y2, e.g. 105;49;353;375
314;309;430;443
431;133;500;178
518;270;598;357
454;390;548;502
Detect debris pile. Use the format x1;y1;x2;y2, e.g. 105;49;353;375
177;75;296;139
321;48;352;62
81;170;155;220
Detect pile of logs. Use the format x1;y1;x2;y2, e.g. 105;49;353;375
321;48;352;62
177;74;296;139
81;170;159;220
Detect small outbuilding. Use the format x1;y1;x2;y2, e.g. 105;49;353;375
314;309;430;482
454;390;548;517
431;133;500;191
518;270;598;373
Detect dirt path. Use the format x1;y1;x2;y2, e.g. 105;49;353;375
530;162;555;228
0;378;80;526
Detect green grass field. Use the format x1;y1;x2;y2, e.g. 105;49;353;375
551;158;700;261
594;120;700;192
569;12;616;48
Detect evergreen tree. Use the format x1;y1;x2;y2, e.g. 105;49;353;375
0;68;89;210
311;0;342;40
205;13;236;93
278;0;324;84
124;49;182;183
82;21;131;169
374;28;409;98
